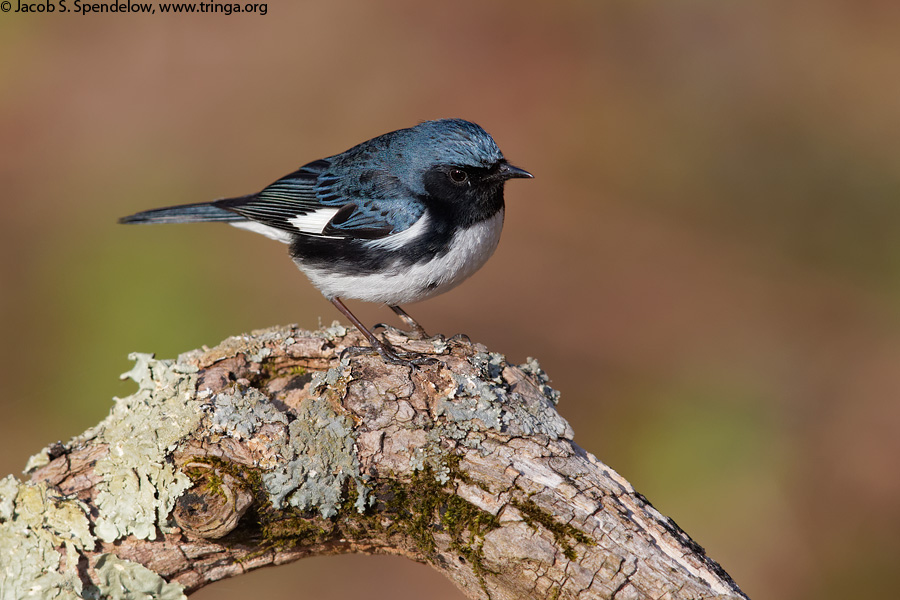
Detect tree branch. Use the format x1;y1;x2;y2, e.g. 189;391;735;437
0;324;748;599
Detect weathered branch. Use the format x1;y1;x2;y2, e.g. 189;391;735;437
0;324;748;599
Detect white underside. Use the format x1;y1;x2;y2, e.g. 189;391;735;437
298;210;505;305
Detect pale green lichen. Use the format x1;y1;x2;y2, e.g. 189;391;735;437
1;351;201;596
88;554;185;600
0;475;16;521
24;447;52;474
0;479;92;600
92;353;200;543
13;482;93;551
0;524;82;600
262;363;370;517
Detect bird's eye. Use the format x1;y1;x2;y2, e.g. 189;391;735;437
448;168;468;184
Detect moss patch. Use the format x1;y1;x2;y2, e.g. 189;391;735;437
512;498;594;561
373;459;500;595
179;455;336;555
251;455;502;594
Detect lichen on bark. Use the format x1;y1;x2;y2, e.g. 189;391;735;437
3;324;748;600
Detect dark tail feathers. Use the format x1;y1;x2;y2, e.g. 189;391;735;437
119;200;246;225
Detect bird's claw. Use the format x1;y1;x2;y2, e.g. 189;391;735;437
373;322;430;341
392;354;441;367
340;344;440;368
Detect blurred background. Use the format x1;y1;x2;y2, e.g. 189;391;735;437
2;1;899;598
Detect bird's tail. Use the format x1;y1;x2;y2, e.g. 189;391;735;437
119;199;247;225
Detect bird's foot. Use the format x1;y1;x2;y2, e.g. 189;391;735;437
385;305;432;340
374;324;451;359
340;343;440;368
373;322;432;341
446;333;472;345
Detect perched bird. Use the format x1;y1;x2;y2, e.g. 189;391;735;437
120;119;532;364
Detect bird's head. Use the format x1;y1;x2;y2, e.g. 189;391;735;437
398;119;532;224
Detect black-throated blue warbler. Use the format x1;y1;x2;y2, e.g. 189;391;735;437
120;119;532;364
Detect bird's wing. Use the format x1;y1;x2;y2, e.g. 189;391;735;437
214;158;426;240
213;159;328;234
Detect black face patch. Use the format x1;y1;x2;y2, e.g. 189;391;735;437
421;166;505;229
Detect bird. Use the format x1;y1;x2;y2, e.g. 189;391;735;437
119;118;532;364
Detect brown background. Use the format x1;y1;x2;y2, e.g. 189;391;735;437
2;2;899;599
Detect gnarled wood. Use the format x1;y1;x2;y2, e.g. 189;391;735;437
0;325;748;599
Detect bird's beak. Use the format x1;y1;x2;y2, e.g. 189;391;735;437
497;162;533;181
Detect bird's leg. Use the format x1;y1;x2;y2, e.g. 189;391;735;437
330;297;403;362
388;305;431;340
372;305;432;340
329;297;434;366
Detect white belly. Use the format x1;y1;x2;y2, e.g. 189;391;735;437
300;210;504;305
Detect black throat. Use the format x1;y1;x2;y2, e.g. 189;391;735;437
420;167;506;229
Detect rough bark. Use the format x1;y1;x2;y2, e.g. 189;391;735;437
0;324;748;600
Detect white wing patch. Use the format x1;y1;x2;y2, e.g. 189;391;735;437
288;208;342;234
365;212;431;251
229;221;293;244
